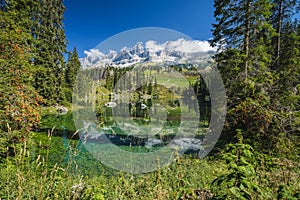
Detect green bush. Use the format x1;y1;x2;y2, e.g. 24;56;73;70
211;130;263;199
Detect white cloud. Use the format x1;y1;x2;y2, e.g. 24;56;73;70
84;49;106;59
145;38;216;53
80;38;216;67
145;40;165;52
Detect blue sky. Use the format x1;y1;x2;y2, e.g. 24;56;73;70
63;0;215;57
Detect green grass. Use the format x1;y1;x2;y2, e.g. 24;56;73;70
1;106;298;199
143;69;198;89
1;127;300;199
0;130;227;199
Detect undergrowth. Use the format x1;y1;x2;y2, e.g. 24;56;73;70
0;128;299;199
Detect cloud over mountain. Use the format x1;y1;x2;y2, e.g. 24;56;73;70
80;38;216;68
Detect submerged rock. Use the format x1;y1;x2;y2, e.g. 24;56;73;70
145;138;164;148
169;138;203;152
141;103;147;109
104;102;117;108
54;105;68;115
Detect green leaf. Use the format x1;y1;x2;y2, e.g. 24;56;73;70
229;187;247;200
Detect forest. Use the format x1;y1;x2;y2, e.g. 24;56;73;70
0;0;300;199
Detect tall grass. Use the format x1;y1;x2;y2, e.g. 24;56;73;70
0;127;223;199
1;127;299;199
0;129;86;199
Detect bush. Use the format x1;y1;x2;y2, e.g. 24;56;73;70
211;130;263;199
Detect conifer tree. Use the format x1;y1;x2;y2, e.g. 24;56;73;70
64;47;81;102
211;0;274;79
211;0;300;149
211;0;278;145
271;0;298;67
211;0;274;103
66;47;81;89
269;1;300;137
272;21;300;112
33;0;67;104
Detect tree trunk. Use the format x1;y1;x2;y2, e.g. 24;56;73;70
276;0;283;64
244;0;251;80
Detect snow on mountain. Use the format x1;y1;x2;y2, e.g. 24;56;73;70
80;38;216;68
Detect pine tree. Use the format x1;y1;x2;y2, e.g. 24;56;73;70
33;0;67;104
0;0;38;31
269;1;300;137
66;47;81;89
64;47;81;102
212;0;275;103
271;0;298;67
211;0;278;146
272;21;300;113
211;0;274;80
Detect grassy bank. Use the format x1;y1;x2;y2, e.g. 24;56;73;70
0;107;299;199
1;126;299;199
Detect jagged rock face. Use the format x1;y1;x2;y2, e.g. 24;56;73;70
80;38;216;68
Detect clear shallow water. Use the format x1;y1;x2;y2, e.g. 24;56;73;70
35;94;210;174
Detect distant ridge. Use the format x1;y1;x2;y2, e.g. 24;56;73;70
80;38;216;68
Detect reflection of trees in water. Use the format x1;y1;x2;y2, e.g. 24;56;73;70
189;74;211;122
89;65;211;126
95;85;211;128
96;93;210;129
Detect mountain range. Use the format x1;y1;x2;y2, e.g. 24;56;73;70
80;38;216;68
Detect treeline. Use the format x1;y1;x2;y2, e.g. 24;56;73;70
210;0;300;151
0;0;80;135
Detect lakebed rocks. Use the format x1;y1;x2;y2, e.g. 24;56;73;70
53;105;69;115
